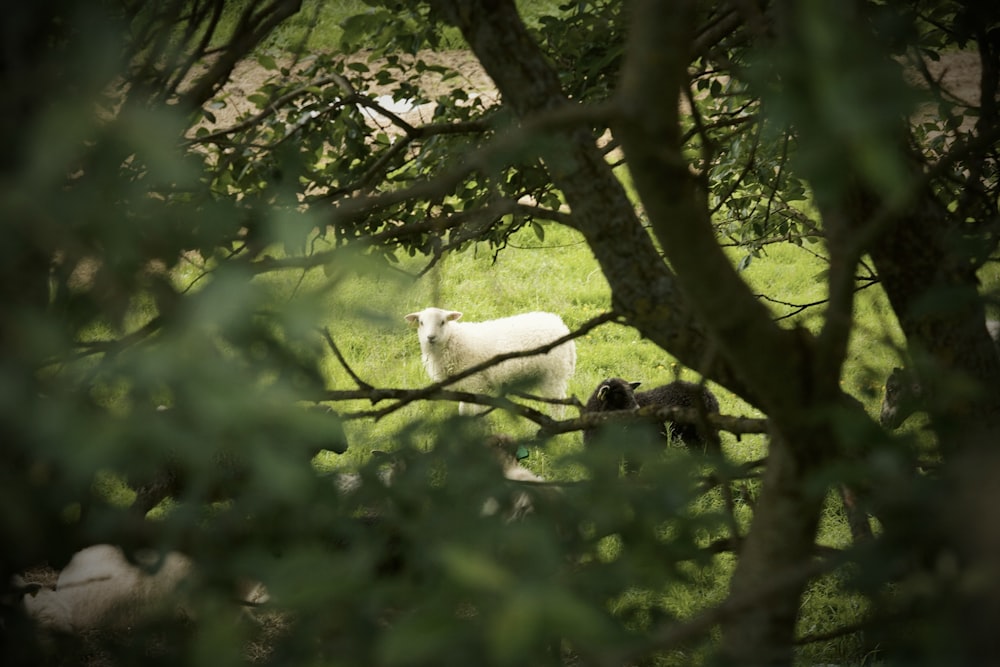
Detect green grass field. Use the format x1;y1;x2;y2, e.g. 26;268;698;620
244;0;567;53
300;219;908;458
163;4;1000;664
283;205;998;667
219;217;907;665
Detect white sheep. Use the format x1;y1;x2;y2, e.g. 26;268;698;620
404;307;577;415
480;434;547;521
18;544;268;635
20;544;193;634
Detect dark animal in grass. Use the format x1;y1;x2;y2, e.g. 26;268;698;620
878;367;925;430
634;380;720;447
582;378;642;447
583;377;720;448
879;319;1000;429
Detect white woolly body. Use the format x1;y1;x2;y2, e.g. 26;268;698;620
22;544;192;633
482;444;547;521
405;307;576;414
20;544;269;635
481;464;547;521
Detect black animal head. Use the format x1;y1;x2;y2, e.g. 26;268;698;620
587;378;642;412
879;367;924;429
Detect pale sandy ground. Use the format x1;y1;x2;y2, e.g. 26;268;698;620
204;48;986;131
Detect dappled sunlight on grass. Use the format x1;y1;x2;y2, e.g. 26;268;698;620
123;162;998;666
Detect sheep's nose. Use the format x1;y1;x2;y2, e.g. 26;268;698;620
426;334;438;344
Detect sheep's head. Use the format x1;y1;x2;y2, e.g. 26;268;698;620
880;367;923;429
588;378;641;412
405;308;462;347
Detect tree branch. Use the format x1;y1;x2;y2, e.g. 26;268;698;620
179;0;304;111
320;327;372;391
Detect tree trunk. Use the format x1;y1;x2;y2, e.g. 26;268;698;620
428;0;757;405
720;430;828;665
433;1;869;664
844;164;1000;664
614;2;856;664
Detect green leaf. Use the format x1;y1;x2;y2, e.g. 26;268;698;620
257;53;278;71
378;610;462;667
437;545;514;592
531;221;545;242
489;591;541;665
247;93;270;110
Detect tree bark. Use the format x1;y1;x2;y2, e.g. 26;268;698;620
432;1;869;665
776;1;1000;659
843;140;1000;665
615;1;857;664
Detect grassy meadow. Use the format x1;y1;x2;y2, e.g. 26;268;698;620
154;4;1000;664
215;214;911;665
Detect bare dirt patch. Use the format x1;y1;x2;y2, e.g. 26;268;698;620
208;48;985;137
920;50;984;106
207;49;496;132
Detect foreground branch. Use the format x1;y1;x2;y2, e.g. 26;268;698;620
318;382;769;439
537;404;769;438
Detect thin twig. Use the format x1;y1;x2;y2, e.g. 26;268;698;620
538;404;770;438
320;327;372;390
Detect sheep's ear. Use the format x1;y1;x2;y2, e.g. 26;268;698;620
404;313;420;325
630;382;642;390
597;385;609;401
445;311;463;322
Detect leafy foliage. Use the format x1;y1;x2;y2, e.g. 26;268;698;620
2;0;999;666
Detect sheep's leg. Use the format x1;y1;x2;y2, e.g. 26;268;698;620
535;378;569;418
838;484;874;543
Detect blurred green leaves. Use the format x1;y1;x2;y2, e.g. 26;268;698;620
1;1;997;665
746;0;919;208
